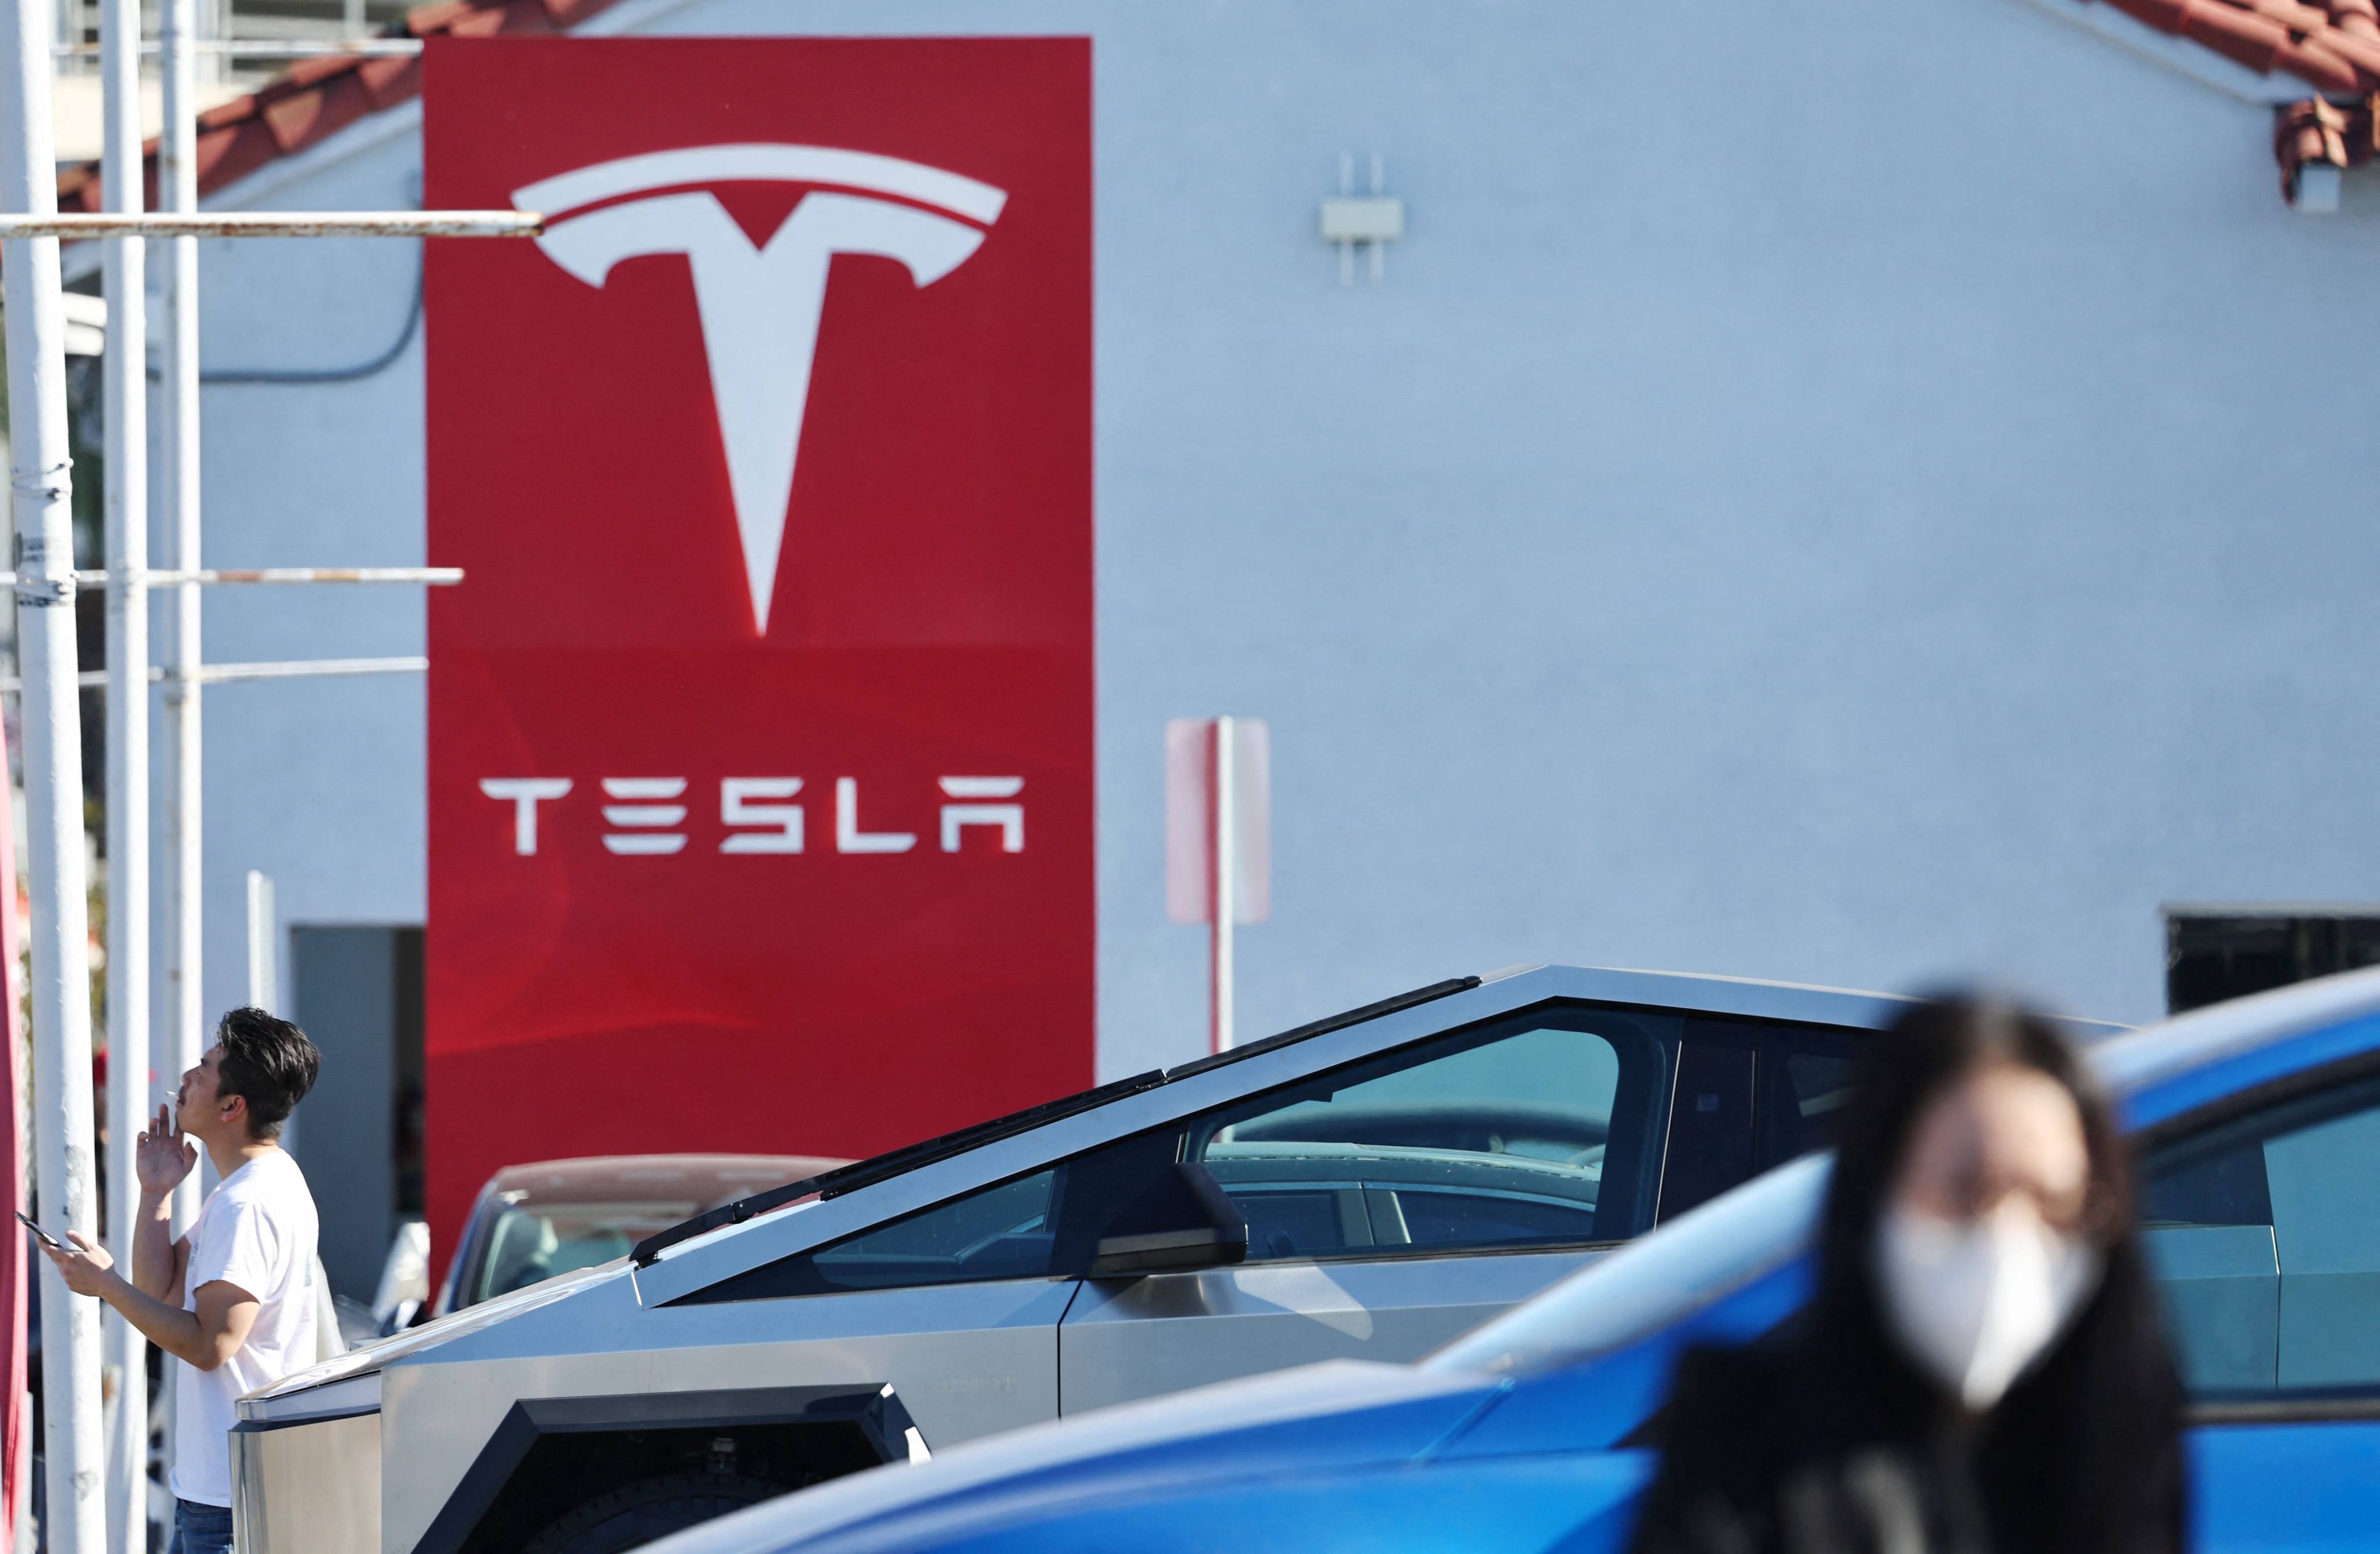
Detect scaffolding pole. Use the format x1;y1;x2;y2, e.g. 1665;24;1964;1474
1211;716;1237;1053
54;35;427;56
96;0;149;1536
2;0;108;1549
159;0;203;1243
0;212;542;237
0;656;438;694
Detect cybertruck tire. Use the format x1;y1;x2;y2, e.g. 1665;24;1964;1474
520;1472;787;1554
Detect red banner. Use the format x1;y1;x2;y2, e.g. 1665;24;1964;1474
423;37;1094;1274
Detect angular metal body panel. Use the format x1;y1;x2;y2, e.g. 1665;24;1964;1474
380;1277;1075;1554
232;1408;381;1554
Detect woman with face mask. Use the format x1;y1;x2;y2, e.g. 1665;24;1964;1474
1627;996;2184;1554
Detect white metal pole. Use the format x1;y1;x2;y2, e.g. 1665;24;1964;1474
244;869;270;1011
0;213;543;238
98;0;149;1535
1211;716;1236;1054
1;0;109;1542
159;0;203;1234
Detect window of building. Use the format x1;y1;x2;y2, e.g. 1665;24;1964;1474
2166;911;2380;1014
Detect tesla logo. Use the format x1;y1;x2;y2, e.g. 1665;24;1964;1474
514;145;1009;632
477;775;1026;857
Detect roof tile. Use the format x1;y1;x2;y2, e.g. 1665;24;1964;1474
2181;4;2290;71
355;53;420;109
195;120;282;194
2315;22;2380;74
2330;0;2380;38
49;0;622;213
2246;0;2338;31
260;70;375;153
2278;33;2365;89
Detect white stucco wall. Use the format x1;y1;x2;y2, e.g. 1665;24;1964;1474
159;0;2380;1088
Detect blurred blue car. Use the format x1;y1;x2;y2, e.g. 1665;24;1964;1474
640;968;2380;1554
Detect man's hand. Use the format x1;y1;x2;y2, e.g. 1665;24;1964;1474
37;1233;253;1372
135;1102;195;1198
40;1231;119;1299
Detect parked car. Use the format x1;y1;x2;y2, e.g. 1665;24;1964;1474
628;966;2380;1554
231;966;2032;1554
433;1154;852;1317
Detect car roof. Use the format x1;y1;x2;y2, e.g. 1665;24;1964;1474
484;1154;851;1209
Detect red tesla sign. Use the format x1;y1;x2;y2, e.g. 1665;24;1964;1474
422;37;1094;1272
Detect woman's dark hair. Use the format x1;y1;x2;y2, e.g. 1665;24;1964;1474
1813;994;2184;1554
215;1006;322;1139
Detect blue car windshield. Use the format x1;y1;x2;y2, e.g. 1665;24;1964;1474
1426;1153;1829;1379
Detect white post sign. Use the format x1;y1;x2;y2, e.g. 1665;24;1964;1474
1166;717;1270;1052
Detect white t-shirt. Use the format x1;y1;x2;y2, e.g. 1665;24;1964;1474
170;1150;321;1506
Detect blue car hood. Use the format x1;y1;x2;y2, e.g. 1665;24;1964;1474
650;1360;1505;1554
797;1451;1655;1554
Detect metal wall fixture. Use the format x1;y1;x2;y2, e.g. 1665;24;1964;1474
1320;153;1403;285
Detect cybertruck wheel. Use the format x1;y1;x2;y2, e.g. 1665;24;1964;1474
520;1471;787;1554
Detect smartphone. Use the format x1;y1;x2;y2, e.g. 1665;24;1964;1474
13;1211;61;1251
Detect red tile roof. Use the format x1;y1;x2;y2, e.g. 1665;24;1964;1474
2095;0;2380;94
53;0;621;214
42;0;2380;213
2088;0;2380;202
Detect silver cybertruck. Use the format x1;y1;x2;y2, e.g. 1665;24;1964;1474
232;966;1948;1554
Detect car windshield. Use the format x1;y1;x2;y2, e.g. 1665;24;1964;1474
473;1198;702;1305
1426;1152;1829;1378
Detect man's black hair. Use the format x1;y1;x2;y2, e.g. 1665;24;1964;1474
214;1007;321;1140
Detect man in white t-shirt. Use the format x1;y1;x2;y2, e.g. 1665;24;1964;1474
45;1007;323;1554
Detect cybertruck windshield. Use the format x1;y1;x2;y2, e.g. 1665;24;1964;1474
1427;1152;1829;1379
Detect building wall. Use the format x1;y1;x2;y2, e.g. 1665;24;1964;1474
168;0;2380;1129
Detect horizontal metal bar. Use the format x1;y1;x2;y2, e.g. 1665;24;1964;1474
53;38;425;56
0;657;429;694
119;567;463;586
0;567;462;587
195;656;428;685
0;213;541;239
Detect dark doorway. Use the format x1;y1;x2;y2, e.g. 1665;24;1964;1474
290;926;426;1298
2165;911;2380;1015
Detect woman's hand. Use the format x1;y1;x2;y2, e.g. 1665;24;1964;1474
135;1103;196;1199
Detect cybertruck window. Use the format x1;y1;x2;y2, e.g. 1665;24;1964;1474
682;1170;1061;1301
1186;1009;1674;1261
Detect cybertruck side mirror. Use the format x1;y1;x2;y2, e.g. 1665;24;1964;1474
1089;1162;1249;1279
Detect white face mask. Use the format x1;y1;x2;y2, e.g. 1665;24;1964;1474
1873;1202;2102;1410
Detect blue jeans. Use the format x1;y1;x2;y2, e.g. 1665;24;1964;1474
170;1498;234;1554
